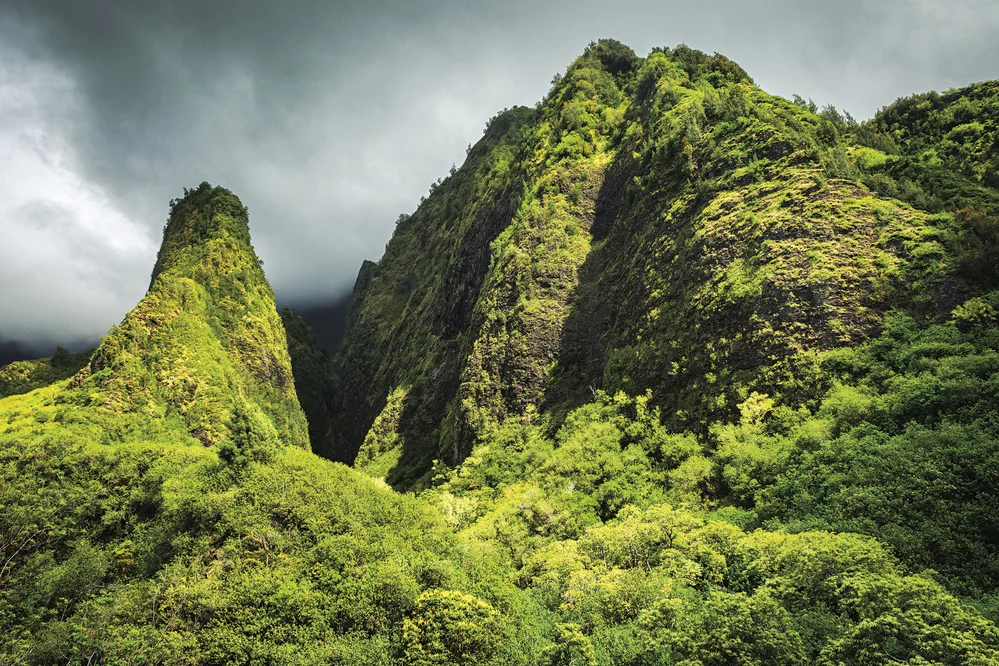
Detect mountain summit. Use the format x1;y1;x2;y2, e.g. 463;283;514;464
0;183;456;662
31;182;308;454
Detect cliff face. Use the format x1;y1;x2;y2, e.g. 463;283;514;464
328;42;986;487
281;307;337;453
61;183;309;452
326;104;538;479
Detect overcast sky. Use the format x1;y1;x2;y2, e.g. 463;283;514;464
1;0;997;352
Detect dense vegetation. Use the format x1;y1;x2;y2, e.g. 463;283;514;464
3;41;999;664
329;38;999;662
334;41;980;485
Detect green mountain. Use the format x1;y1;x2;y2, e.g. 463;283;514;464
280;307;337;452
329;42;986;488
4;41;999;665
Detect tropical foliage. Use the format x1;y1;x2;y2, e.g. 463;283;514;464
2;41;999;664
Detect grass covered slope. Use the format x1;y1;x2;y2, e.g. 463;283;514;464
4;44;999;666
858;80;999;215
0;390;516;663
318;40;999;663
850;80;999;287
541;49;966;434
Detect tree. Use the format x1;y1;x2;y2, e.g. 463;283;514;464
401;590;505;665
538;624;597;666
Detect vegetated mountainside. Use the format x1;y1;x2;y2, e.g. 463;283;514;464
852;80;999;283
859;80;999;214
330;41;985;486
324;104;537;469
69;184;308;450
319;38;999;661
3;42;999;666
280;307;337;453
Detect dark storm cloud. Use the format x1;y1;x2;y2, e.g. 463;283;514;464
1;0;997;349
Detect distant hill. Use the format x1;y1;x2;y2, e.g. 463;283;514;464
0;338;96;367
0;346;93;398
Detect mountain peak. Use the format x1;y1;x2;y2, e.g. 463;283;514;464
150;182;259;288
62;183;310;452
328;42;981;487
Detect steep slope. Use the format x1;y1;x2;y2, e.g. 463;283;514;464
330;42;974;486
852;80;999;284
327;104;537;474
860;80;999;213
281;307;337;453
323;43;999;657
4;49;999;665
52;183;309;453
